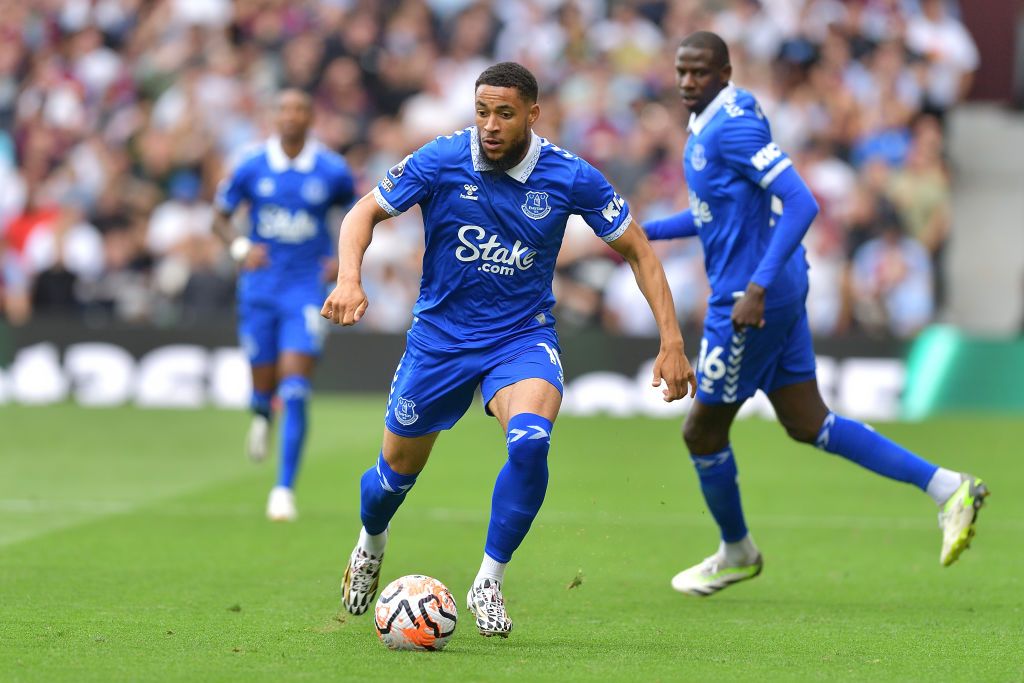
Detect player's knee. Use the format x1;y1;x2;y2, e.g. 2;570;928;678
363;452;418;497
780;416;819;444
278;375;310;404
682;415;726;454
505;428;552;464
506;414;553;466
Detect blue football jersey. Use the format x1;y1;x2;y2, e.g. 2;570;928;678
684;85;808;308
216;138;355;299
373;127;632;346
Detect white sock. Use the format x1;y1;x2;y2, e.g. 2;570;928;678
720;535;759;566
358;526;388;557
474;553;507;585
926;468;963;506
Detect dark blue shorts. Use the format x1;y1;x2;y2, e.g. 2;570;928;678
384;328;564;437
695;301;817;405
237;286;328;366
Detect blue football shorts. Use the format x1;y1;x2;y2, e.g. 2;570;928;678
384;327;564;437
237;285;328;366
695;300;817;405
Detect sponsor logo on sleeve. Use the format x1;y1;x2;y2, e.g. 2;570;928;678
601;194;625;223
750;142;782;171
388;154;412;179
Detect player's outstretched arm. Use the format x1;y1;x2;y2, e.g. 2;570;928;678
321;191;393;326
643;209;698;241
607;222;697;401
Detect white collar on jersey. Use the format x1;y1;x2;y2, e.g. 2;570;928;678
687;82;737;136
266;136;319;173
470;127;542;183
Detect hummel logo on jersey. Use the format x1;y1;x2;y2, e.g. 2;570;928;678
601;194;625;223
460;184;479;201
455;225;536;277
750;142;782;171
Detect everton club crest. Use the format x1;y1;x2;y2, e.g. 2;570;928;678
521;191;551;220
691;143;707;172
394;397;419;426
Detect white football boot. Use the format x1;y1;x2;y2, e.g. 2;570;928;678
266;486;297;522
671;552;763;597
246;414;271;463
938;474;989;566
467;578;513;637
342;546;384;615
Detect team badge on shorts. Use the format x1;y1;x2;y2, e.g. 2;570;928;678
521;191;551;220
394;397;419;426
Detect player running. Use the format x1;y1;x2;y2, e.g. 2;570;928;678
643;32;987;596
215;89;355;522
321;62;697;636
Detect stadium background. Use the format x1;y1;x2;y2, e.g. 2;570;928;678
3;0;1022;419
3;2;1024;681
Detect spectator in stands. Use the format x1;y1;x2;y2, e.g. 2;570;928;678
2;0;981;340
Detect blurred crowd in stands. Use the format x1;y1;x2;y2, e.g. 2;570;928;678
0;0;979;338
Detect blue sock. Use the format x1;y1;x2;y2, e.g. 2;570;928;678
485;414;553;564
251;389;273;419
816;412;938;490
691;446;748;543
360;452;418;536
276;376;310;489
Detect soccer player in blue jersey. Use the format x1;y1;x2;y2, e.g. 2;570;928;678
321;62;698;636
214;89;355;522
643;32;988;596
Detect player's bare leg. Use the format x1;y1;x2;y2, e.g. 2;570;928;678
342;430;438;615
672;399;763;596
247;363;277;463
469;379;561;636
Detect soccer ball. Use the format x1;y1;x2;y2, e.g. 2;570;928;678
374;574;458;651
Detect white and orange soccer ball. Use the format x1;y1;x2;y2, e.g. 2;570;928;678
374;574;458;651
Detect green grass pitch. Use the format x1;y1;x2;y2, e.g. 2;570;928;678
1;398;1022;682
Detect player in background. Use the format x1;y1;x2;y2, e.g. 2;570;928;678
214;89;355;522
321;62;697;637
643;32;987;596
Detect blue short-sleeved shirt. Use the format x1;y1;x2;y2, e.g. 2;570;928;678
216;137;355;302
372;127;632;347
683;85;809;309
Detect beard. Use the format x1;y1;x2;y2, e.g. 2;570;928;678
479;128;531;172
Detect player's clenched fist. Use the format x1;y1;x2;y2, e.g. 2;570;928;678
321;279;368;326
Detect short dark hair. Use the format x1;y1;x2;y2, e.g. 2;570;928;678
475;62;539;103
680;31;731;69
